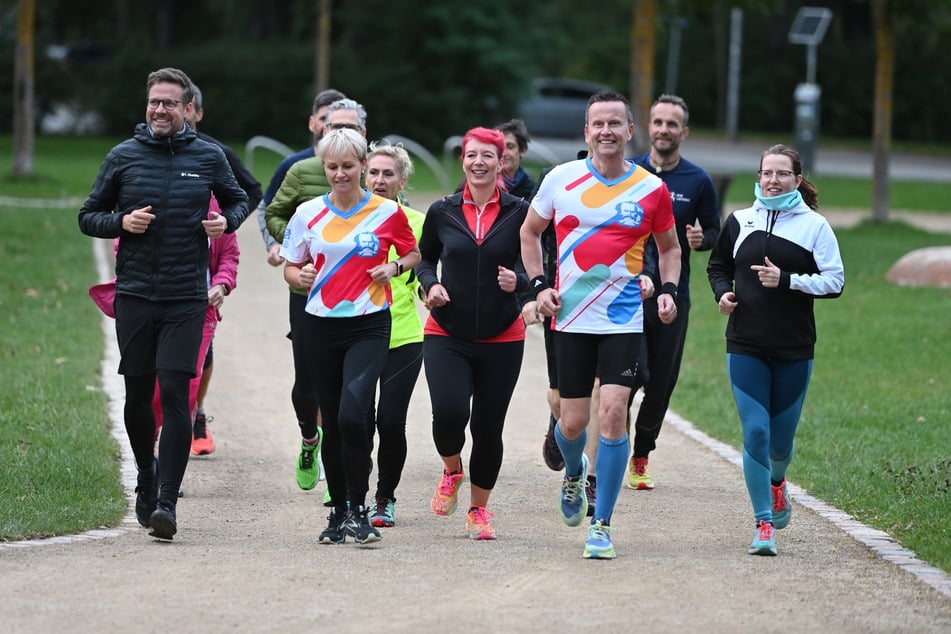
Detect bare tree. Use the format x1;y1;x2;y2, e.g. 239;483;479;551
13;0;35;177
629;0;656;154
871;0;894;223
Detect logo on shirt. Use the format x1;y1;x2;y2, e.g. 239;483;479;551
354;232;381;257
615;201;644;227
180;172;201;178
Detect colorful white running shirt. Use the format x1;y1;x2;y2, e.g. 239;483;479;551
531;158;674;334
280;190;418;317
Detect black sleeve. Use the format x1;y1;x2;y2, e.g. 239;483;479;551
220;143;264;211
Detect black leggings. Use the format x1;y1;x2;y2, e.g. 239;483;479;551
296;310;390;510
288;291;320;440
367;342;423;501
632;295;690;457
124;370;191;501
424;335;523;491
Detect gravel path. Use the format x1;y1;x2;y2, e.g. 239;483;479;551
2;215;949;633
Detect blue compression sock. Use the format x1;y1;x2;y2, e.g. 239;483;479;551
594;434;629;523
554;423;587;479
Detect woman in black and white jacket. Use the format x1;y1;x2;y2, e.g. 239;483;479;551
707;144;844;557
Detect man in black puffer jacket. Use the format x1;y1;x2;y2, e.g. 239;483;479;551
78;67;250;541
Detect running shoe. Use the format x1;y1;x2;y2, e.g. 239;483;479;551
190;413;216;455
134;457;158;528
344;506;381;545
148;499;177;541
771;479;791;529
318;508;347;545
370;497;396;528
431;467;465;516
627;456;654;490
465;506;497;540
583;519;615;559
749;520;777;556
585;476;597;517
295;431;322;491
323;488;333;507
559;454;589;527
542;415;565;471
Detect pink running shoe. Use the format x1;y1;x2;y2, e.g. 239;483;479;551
431;468;465;516
465;506;496;540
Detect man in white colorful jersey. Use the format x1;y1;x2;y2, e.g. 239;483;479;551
520;90;682;559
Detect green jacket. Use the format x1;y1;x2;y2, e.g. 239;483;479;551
266;156;331;296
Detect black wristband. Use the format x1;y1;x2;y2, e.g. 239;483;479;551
530;275;549;298
660;282;679;300
393;261;403;276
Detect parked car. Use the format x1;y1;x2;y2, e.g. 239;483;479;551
518;77;614;138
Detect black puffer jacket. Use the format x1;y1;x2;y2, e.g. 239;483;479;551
417;191;529;341
79;123;250;302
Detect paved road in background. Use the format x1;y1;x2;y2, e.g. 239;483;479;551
527;136;951;182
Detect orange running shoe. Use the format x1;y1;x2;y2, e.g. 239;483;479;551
190;414;216;455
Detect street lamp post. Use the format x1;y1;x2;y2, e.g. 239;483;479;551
788;7;832;175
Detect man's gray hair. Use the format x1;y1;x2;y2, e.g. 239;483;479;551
191;83;203;110
327;98;368;131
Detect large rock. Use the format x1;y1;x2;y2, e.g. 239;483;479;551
886;247;951;288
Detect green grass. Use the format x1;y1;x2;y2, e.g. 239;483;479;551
676;220;951;572
0;136;948;574
724;174;951;213
0;207;126;538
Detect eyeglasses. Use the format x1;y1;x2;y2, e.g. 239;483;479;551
327;123;360;131
147;98;185;110
757;170;796;180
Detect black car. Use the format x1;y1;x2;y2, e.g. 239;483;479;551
518;77;614;138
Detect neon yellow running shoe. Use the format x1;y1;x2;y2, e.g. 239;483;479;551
627;456;654;490
296;430;322;490
431;467;465;516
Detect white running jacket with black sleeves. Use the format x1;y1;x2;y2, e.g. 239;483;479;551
707;199;844;360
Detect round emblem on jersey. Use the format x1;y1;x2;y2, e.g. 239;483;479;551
615;201;644;227
354;232;381;257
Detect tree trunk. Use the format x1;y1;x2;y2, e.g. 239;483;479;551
315;0;332;93
13;0;35;178
871;0;894;223
630;0;656;155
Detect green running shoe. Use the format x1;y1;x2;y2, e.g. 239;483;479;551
296;433;321;490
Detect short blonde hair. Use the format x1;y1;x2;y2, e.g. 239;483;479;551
316;128;367;162
367;142;414;180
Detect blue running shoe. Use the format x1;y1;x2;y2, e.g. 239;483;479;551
771;479;791;529
749;520;777;556
559;454;589;527
583;519;615;559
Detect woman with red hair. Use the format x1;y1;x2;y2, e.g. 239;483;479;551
416;127;530;540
